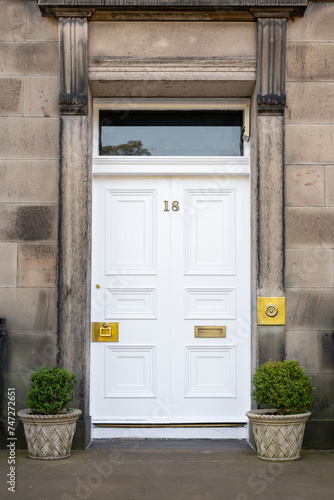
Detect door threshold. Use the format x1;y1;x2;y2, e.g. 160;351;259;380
94;422;245;428
92;423;248;440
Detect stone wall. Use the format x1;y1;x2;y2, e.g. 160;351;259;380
0;0;59;424
285;1;334;445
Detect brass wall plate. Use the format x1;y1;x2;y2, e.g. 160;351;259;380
92;322;119;342
257;297;285;325
195;326;226;338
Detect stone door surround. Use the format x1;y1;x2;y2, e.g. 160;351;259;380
37;0;308;447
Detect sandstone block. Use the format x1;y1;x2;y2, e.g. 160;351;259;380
286;83;334;123
287;2;334;42
309;374;334;419
285;330;318;374
286;249;332;288
285;165;325;207
0;288;57;333
0;1;26;41
286;288;334;331
285;125;334;164
287;43;334;81
24;76;59;117
0;160;58;203
286;207;334;248
0;42;59;75
89;21;256;59
0;243;17;287
318;331;334;374
0;117;59;159
27;0;58;41
326;166;334;206
18;243;57;287
0;205;58;242
5;332;57;376
0;77;22;116
303;420;334;450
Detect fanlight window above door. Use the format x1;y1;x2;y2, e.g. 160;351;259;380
99;110;244;157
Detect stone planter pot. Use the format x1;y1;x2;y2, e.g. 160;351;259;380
246;409;311;461
17;408;82;460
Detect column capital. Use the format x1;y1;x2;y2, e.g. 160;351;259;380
250;8;297;19
59;17;89;115
52;7;95;18
256;16;287;115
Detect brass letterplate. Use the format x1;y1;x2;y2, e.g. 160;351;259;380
195;326;226;338
92;322;119;342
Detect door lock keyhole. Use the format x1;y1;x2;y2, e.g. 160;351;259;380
265;304;278;318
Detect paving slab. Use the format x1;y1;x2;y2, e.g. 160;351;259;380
0;439;333;500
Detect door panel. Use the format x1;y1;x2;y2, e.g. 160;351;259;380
106;189;156;274
185;188;235;275
91;176;250;423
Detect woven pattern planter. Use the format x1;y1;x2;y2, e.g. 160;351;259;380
246;410;311;461
17;409;82;460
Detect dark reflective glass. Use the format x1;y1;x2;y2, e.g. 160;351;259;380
99;111;243;156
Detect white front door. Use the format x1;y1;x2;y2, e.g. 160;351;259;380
91;175;250;425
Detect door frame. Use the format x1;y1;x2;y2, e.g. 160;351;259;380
90;97;253;437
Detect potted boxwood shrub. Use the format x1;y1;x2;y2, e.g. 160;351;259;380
17;366;82;460
246;360;314;461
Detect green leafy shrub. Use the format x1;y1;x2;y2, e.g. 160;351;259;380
252;360;314;415
26;366;77;415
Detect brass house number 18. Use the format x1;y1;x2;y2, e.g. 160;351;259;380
164;201;180;212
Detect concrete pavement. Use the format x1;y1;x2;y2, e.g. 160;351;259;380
1;439;333;500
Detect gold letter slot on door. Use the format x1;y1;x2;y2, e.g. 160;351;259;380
194;326;226;338
92;322;119;342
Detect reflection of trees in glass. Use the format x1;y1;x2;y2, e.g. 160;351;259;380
101;140;151;156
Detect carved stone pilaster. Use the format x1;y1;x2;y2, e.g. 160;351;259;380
256;17;287;115
58;16;90;115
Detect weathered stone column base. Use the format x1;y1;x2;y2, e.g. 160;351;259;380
72;416;92;450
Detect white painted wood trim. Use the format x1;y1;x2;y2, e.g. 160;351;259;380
93;156;250;176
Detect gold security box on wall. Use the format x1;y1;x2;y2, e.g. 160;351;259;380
257;297;285;325
92;322;119;342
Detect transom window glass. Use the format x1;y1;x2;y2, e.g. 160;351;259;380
99;110;244;156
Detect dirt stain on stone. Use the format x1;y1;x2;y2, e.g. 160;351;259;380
15;205;54;241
